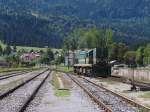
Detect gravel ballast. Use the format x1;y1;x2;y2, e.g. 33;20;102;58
0;71;49;112
0;71;43;95
24;72;104;112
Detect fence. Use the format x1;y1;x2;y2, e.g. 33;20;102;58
112;68;150;81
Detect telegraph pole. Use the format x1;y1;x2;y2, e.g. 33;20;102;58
130;57;137;91
68;50;70;69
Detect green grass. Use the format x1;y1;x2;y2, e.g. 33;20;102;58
51;72;71;97
0;56;5;61
0;41;6;48
0;67;42;73
140;92;150;99
0;41;61;52
55;89;70;97
16;46;47;52
16;46;61;52
57;65;73;72
51;73;60;89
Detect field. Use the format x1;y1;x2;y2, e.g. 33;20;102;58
16;46;47;52
0;67;43;73
56;65;73;72
0;41;61;52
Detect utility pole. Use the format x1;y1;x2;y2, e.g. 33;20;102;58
130;57;137;91
68;50;70;70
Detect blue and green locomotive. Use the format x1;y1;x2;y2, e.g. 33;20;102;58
74;48;111;77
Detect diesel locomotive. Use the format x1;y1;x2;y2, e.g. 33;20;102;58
74;48;111;77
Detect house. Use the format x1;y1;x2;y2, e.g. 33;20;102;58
20;52;41;62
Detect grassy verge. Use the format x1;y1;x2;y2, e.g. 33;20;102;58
16;46;61;52
55;89;70;97
56;65;73;73
51;73;60;89
0;41;61;52
0;77;26;91
0;67;43;73
51;72;70;97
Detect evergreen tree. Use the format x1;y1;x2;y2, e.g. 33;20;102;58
136;47;144;66
0;45;3;56
30;49;34;53
109;43;128;62
109;43;119;61
117;43;128;62
144;43;150;64
39;50;44;54
13;45;17;53
46;48;54;62
40;48;54;64
78;28;113;49
63;38;70;51
5;55;20;67
124;51;136;65
4;45;12;55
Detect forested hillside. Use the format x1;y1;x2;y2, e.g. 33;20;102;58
0;0;150;48
1;0;150;19
0;13;95;48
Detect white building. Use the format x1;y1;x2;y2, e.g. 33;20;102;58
64;51;74;66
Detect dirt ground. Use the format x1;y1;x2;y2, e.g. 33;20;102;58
87;77;150;107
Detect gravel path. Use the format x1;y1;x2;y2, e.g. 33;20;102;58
0;71;49;112
24;72;103;112
57;76;64;89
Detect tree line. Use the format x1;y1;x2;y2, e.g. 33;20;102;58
63;28;150;66
0;44;16;56
0;44;55;67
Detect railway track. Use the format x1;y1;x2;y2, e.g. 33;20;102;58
19;71;51;112
68;74;150;112
0;72;28;80
0;69;51;112
0;69;48;99
0;71;22;77
68;74;111;112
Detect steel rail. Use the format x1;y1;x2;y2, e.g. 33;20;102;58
67;74;112;112
0;69;49;100
82;76;150;112
19;71;51;112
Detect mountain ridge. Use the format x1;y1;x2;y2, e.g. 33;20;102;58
0;0;150;48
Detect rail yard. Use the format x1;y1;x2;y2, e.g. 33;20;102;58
1;0;150;112
0;69;104;112
0;47;150;112
0;68;149;112
68;73;150;112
